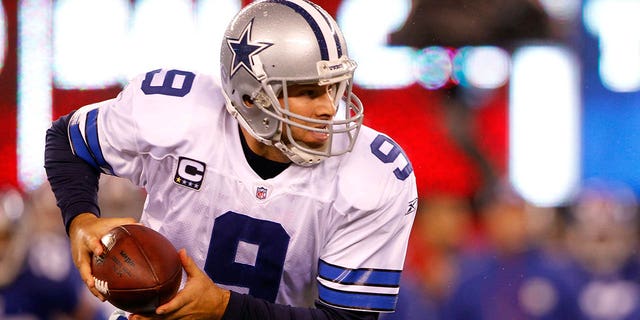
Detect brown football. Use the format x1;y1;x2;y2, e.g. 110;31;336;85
91;224;182;314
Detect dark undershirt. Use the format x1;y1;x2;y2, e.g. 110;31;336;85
44;113;379;320
238;127;290;179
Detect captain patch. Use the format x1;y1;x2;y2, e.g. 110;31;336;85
174;157;206;190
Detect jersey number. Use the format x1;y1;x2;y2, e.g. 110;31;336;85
140;69;195;97
204;212;290;303
370;134;413;181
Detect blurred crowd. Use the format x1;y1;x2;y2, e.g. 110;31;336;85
383;179;640;320
0;176;145;319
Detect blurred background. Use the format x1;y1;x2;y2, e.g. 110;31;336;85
1;0;640;319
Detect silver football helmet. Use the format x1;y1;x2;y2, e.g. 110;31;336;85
220;0;364;166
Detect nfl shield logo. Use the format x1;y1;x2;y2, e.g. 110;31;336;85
256;186;268;200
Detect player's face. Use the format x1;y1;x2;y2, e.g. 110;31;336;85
280;83;337;148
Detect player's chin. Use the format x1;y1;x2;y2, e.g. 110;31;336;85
300;136;329;149
305;131;330;146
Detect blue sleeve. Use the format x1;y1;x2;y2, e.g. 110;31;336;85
222;291;380;320
44;111;101;234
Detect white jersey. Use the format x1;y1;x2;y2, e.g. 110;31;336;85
68;69;417;312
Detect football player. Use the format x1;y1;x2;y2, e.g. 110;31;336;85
565;180;640;320
45;0;418;319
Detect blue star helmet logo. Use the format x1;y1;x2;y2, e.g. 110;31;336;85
226;19;273;80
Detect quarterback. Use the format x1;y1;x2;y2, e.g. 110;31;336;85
45;0;418;319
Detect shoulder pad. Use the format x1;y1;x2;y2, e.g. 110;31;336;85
335;126;417;213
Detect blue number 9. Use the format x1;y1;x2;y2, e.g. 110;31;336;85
140;69;195;97
204;212;290;303
370;134;413;181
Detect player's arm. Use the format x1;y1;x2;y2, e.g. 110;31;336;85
44;111;101;232
45;111;137;300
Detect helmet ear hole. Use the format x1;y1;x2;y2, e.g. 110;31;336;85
242;95;254;107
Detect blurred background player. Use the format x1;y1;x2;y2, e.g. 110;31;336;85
444;182;580;320
0;184;105;319
564;180;640;320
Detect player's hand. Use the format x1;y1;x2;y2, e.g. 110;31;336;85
129;249;230;320
68;213;138;301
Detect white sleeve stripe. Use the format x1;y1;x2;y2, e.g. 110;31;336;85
317;259;401;287
317;280;398;312
317;277;400;295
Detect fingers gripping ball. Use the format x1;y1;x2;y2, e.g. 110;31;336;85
91;224;183;314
